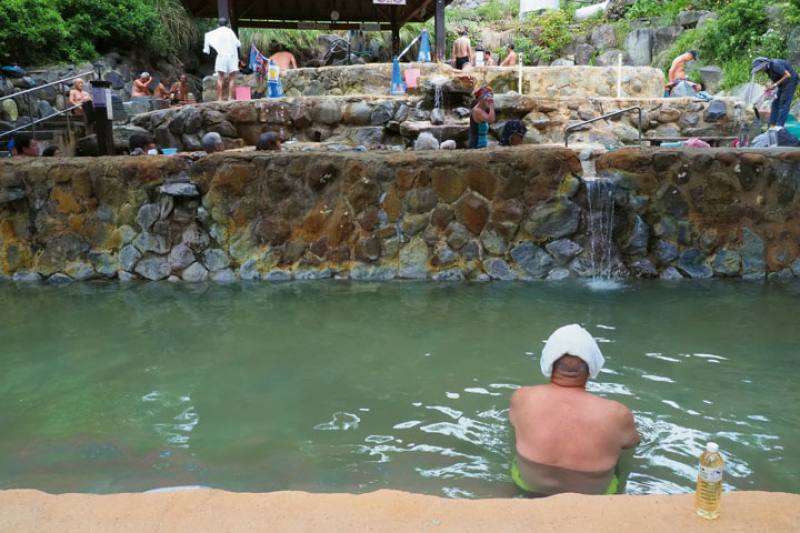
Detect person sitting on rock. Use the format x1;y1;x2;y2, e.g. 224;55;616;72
484;50;496;66
500;44;518;67
752;56;799;129
665;50;702;95
500;120;527;146
468;86;495;149
132;72;153;98
201;131;226;153
452;30;473;70
509;324;639;496
129;133;157;156
154;79;170;100
169;74;191;105
68;79;92;115
269;49;298;71
256;132;281;151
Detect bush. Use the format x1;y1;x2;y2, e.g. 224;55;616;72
0;0;67;65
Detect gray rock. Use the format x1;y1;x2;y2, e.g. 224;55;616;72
510;241;554;279
546;239;583;264
446;222;471;250
393;104;409;122
484;258;516;281
791;258;800;277
294;268;334;280
181;106;203;134
90;252;119;278
699;66;724;94
0;98;18;122
0;187;25;204
211;268;237;283
169;244;196;271
12;271;42;283
119;245;142;271
399;237;430;279
434;243;458;266
135;257;171;281
677;9;711;28
659;266;684;280
631;259;658;278
182;224;210;251
454;107;471;119
480;228;508;256
134;232;169;254
590;24;618;50
433;268;465;281
550;58;574;67
677;248;712;279
314;100;342;125
202;248;230;272
575;44;596;66
430;108;445;125
713;249;741;277
135;203;160;231
741;228;765;280
118;271;137;282
767;269;794;282
239;259;261;281
401;213;430;236
48;273;73;285
703;100;727;122
524;198;580;241
65;261;96;281
594;50;629;67
265;269;293;282
546;268;571;281
371;102;395;125
405;187;438;213
624;29;652;66
621;215;649;257
159;181;199;197
679;112;700;128
652;26;683;56
350;265;397;281
118;225;137;244
182;262;209;282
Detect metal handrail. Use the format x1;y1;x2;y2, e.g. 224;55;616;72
564;106;642;147
0;70;94;103
0;104;82;139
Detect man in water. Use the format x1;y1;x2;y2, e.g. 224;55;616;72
269;49;298;71
752;56;799;129
665;50;702;95
509;324;639;496
204;18;241;101
500;44;517;67
132;72;152;98
452;30;473;70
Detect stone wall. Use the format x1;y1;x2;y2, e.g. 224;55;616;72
2;147;799;283
201;64;665;101
128;95;748;152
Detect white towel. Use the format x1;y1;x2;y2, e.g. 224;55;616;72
203;26;241;58
540;324;605;379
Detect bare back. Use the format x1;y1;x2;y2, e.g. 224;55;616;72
270;51;297;71
510;384;638;473
453;36;472;59
669;55;689;81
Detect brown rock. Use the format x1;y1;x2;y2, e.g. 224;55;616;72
348;178;380;213
282;239;307;264
356;237;381;262
310;237;329;257
431;168;466;203
465;168;498;199
404;187;438;214
454;191;490;235
431;205;454;228
382;186;402;222
254;216;291;245
358;207;380;232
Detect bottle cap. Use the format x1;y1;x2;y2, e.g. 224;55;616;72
706;442;719;453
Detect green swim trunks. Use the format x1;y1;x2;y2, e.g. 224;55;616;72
510;456;621;496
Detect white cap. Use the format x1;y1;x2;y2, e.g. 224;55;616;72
706;442;719;453
540;324;605;380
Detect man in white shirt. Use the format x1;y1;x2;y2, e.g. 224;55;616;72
204;18;241;101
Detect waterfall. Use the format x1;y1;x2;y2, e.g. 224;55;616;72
585;177;616;284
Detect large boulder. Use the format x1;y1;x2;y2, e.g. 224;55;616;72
594;50;630;67
624;29;653;66
590;24;618;50
523;198;580;242
699;66;723;94
652;26;683;56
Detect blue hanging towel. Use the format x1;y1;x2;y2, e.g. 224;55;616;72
390;56;406;96
417;30;431;62
248;43;259;71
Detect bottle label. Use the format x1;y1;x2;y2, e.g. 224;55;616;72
699;465;723;483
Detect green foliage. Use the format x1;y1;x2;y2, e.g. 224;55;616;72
477;0;518;21
511;9;572;64
0;0;196;65
625;0;692;21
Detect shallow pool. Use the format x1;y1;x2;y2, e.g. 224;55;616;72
0;280;798;497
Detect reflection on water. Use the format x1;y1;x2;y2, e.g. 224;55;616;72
0;280;798;497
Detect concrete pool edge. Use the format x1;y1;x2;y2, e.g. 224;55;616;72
0;489;797;532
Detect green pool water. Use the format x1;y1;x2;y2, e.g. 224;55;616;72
0;280;798;498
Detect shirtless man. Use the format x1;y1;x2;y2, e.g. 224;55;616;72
132;72;152;98
452;30;473;70
68;79;92;115
666;50;702;94
509;324;639;496
269;50;298;71
500;44;518;67
169;74;191;105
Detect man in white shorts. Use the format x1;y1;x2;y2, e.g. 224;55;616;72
203;18;241;101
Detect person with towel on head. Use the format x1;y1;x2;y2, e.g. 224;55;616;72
508;324;640;496
751;56;799;129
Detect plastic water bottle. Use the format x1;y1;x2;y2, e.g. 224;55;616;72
695;442;724;519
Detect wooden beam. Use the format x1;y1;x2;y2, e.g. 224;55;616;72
237;19;392;30
435;0;445;62
402;0;434;24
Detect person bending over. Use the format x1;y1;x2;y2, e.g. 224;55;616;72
665;50;702;95
452;30;473;70
500;120;527;146
752;56;799;129
269;50;298;71
129;134;157;156
202;132;226;153
256;132;281;151
468;86;495;149
509;324;639;496
204;18;242;101
12;134;39;157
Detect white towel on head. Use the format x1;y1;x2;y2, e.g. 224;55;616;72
540;324;605;379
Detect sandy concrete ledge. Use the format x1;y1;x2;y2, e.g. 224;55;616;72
0;489;798;533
